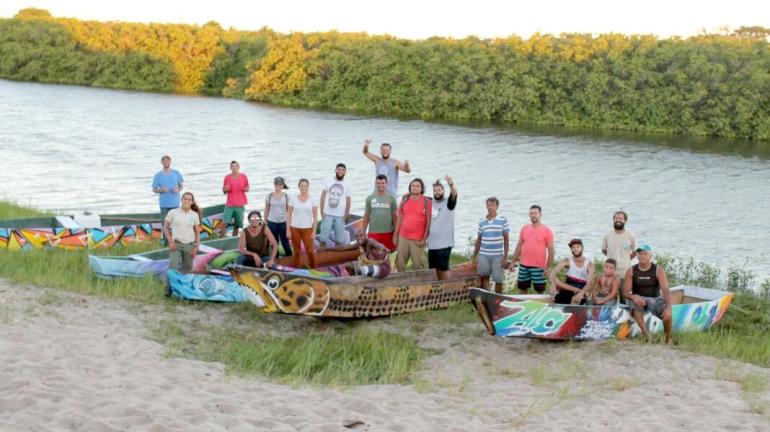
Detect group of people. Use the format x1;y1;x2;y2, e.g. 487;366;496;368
152;142;673;343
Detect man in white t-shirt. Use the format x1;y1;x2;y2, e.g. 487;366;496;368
319;163;352;247
602;210;637;287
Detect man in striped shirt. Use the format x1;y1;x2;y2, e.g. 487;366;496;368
472;197;510;293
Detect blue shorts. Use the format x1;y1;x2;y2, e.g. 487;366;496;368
517;264;546;292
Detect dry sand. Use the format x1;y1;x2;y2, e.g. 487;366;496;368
1;279;769;432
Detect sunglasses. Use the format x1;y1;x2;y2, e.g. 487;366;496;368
249;217;263;223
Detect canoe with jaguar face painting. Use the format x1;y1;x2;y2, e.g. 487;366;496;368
231;262;482;318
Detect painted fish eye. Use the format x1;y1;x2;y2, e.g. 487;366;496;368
267;277;281;291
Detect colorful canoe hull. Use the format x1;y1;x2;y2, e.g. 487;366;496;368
0;205;226;251
469;285;733;340
231;262;482;318
167;270;247;302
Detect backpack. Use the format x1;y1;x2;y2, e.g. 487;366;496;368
399;194;430;215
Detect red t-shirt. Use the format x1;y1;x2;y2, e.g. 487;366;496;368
519;224;554;268
223;174;249;207
398;196;432;241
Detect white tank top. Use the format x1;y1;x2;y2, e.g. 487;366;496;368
566;256;590;283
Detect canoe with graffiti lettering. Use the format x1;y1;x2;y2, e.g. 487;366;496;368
0;205;226;251
469;285;733;341
231;262;482;318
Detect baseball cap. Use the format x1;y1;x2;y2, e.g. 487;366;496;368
273;176;289;189
568;238;583;247
636;244;652;252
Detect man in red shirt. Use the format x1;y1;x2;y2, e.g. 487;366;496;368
393;178;432;272
220;160;250;237
510;205;555;294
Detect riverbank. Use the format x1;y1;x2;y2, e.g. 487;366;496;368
1;200;769;368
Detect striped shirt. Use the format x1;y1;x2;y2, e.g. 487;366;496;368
477;215;510;256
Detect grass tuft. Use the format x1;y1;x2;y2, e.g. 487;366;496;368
151;320;424;386
0;201;52;219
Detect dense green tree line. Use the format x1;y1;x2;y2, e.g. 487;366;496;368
0;19;175;92
1;10;768;140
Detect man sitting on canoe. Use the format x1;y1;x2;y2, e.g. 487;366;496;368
548;239;594;304
623;244;673;343
341;228;391;278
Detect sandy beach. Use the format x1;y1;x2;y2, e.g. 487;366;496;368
1;279;768;432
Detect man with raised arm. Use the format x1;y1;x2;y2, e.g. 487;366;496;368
362;138;411;197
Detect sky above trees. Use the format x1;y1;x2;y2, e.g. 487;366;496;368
1;0;768;39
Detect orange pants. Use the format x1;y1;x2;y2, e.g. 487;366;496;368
290;227;316;268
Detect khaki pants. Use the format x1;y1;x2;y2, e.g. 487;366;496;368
396;238;425;272
169;240;195;273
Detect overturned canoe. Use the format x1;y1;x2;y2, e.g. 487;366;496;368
469;285;733;341
231;262;481;318
1;204;226;251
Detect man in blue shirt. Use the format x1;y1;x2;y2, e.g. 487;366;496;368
152;155;184;241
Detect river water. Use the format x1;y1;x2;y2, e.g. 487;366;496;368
1;79;768;281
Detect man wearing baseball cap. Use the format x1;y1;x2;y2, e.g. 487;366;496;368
623;244;673;343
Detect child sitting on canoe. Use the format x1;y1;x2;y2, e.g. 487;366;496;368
583;258;620;306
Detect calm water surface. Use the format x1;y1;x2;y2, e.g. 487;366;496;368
1;80;768;281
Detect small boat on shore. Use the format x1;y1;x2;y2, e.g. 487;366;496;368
0;205;225;251
469;285;733;340
89;237;238;278
231;262;482;318
88;214;364;278
89;237;361;279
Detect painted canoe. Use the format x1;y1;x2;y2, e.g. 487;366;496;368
231;262;482;318
167;264;352;303
0;204;226;251
469;285;734;341
167;269;247;302
89;237;239;278
89;237;360;279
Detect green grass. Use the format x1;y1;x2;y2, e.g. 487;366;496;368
0;246;167;303
657;256;770;368
0;200;52;219
152;320;424;386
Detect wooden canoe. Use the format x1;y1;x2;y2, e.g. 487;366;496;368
1;204;226;251
469;285;734;340
231;262;482;318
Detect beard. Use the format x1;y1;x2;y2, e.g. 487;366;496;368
572;251;583;258
434;193;444;201
336;174;345;181
381;154;390;160
614;222;625;230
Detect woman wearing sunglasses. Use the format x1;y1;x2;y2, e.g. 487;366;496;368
236;210;278;268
